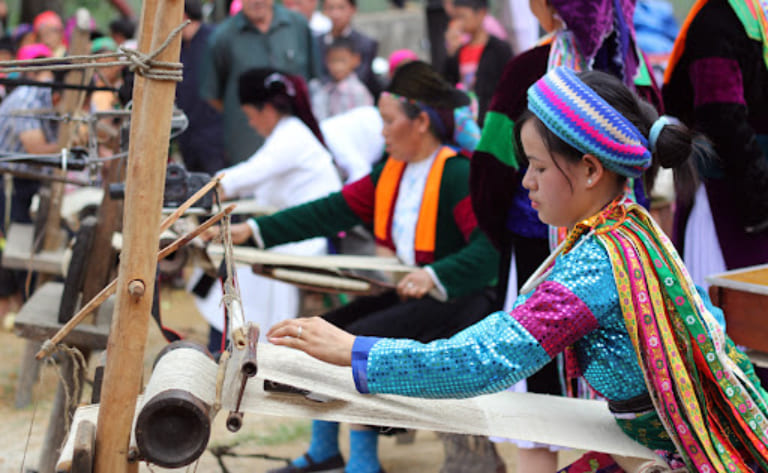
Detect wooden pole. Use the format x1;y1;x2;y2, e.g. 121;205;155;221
92;2;184;472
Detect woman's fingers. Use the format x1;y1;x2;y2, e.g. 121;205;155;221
200;223;251;244
267;319;296;338
397;273;430;299
267;317;354;366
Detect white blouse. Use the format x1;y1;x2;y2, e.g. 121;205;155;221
219;116;342;209
391;151;437;265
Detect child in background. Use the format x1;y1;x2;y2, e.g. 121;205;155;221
442;0;511;125
33;11;65;57
320;0;380;97
310;37;373;121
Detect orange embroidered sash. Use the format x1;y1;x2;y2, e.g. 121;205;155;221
373;147;455;258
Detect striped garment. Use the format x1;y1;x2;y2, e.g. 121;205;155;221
0;85;57;156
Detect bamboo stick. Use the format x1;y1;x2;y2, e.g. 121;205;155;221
159;173;222;233
35;204;234;360
92;2;184;470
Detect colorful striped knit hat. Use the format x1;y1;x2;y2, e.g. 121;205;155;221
527;67;651;178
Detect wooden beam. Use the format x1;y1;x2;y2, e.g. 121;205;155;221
79;128;123;326
92;1;184;472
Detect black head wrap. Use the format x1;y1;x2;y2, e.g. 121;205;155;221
238;68;325;146
385;60;469;109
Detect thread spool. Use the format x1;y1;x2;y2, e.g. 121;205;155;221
135;341;216;468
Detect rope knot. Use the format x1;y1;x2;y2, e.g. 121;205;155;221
121;47;152;76
117;19;187;82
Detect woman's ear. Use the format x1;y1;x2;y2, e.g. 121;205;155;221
416;110;431;134
581;153;605;188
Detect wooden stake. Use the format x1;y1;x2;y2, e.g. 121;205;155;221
92;1;184;472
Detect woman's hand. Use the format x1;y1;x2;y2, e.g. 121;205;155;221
397;268;435;300
267;317;356;366
201;222;254;245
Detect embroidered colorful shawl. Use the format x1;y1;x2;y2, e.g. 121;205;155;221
561;197;768;471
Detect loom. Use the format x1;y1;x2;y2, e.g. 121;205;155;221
57;338;679;472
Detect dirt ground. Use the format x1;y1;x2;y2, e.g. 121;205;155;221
0;281;583;473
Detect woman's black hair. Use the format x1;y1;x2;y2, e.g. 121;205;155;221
239;68;325;145
515;70;702;198
385;60;464;144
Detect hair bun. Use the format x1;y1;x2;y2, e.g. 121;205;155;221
653;122;695;169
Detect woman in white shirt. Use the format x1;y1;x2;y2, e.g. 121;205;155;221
193;68;342;343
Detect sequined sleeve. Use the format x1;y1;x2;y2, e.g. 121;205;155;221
351;237;617;398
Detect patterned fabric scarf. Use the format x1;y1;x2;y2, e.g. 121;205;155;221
547;30;590;73
561;197;768;471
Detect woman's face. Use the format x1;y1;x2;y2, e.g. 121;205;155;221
520;120;584;228
378;94;426;162
242;103;275;136
529;0;560;33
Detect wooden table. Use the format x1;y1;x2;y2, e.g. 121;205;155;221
707;264;768;356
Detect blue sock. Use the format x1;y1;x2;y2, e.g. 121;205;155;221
292;420;340;467
345;429;380;473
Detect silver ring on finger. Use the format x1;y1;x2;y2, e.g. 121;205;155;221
296;325;303;339
406;282;414;288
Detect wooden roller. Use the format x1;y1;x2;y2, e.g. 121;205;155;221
134;341;215;468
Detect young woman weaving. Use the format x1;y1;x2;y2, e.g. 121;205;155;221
266;68;768;472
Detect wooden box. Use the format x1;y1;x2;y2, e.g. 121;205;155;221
707;264;768;355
